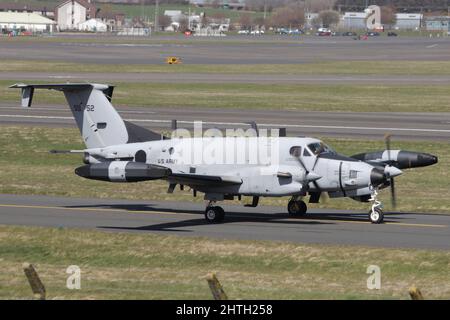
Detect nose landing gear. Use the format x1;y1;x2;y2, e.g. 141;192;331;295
368;187;384;224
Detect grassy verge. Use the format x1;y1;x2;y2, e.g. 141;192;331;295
3;60;450;75
1;224;449;299
3;80;450;113
0;125;448;213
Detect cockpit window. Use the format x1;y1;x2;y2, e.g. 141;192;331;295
307;142;336;156
303;148;311;157
289;146;301;157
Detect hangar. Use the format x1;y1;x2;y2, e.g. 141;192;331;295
0;12;56;33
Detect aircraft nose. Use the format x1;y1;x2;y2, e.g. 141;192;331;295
418;153;438;167
397;151;438;168
370;167;386;186
384;166;403;178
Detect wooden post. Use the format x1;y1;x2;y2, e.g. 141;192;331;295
23;263;46;300
409;286;424;300
206;273;228;300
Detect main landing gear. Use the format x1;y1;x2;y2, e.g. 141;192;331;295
204;202;225;223
368;187;384;224
287;197;308;216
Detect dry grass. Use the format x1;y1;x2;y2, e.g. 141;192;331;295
0;225;449;300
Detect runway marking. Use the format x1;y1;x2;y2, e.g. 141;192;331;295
0;203;446;229
1;114;450;134
427;44;438;48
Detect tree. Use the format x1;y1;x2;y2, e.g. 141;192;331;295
270;4;305;28
178;16;190;32
318;10;340;28
158;15;171;31
380;6;397;28
239;13;252;30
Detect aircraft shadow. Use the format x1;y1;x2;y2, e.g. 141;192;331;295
63;203;414;233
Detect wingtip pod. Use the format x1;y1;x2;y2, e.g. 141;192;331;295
352;150;438;169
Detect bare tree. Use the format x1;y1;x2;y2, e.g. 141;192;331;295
239;13;253;30
178;16;190;32
380;6;397;28
158;15;171;31
318;10;340;27
270;4;305;28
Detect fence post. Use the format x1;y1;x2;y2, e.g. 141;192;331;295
206;273;228;300
409;286;424;300
23;263;46;300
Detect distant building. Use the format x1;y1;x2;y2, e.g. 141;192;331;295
342;12;367;29
395;13;422;30
0;12;56;33
78;18;107;32
425;16;450;32
55;0;96;31
97;11;125;31
0;3;55;18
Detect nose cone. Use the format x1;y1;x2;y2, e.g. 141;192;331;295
397;151;438;169
75;165;90;178
306;171;322;182
384;165;403;178
417;153;438;167
370;167;386;186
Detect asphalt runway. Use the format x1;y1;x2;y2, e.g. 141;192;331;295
3;36;450;64
1;103;449;141
0;194;448;250
3;71;450;84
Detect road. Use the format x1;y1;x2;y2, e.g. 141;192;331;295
0;194;448;250
1;103;449;141
3;71;450;84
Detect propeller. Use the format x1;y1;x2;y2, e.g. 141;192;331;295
293;145;327;203
384;133;397;209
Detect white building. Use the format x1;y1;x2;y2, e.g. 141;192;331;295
78;18;107;32
395;13;422;30
55;0;96;31
0;12;56;33
342;12;367;30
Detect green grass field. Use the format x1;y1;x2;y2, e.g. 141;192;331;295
1;224;449;299
0;125;447;213
3;80;450;113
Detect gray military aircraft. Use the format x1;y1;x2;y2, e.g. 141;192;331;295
11;83;438;224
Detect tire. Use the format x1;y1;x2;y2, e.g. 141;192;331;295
369;207;384;224
205;206;225;223
287;200;307;216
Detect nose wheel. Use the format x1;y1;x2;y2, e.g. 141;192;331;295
287;199;308;216
205;205;225;223
369;207;384;224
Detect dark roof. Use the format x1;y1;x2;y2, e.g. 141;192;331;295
0;2;55;12
55;0;95;11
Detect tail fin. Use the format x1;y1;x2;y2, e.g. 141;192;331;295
10;83;128;149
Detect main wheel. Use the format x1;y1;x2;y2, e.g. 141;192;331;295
369;207;384;224
287;200;308;216
205;206;225;223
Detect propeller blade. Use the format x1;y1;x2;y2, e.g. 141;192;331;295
384;133;397;209
390;177;397;209
384;133;392;160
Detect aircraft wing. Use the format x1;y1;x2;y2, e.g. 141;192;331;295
169;173;242;186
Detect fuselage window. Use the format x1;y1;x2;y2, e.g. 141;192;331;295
289;146;301;157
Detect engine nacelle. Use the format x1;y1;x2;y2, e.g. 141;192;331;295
75;161;171;182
